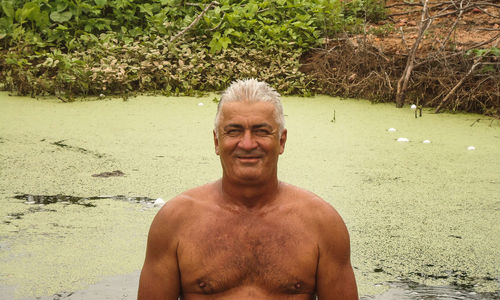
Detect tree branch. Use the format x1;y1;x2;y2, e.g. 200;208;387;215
170;1;220;42
396;0;432;108
435;38;500;113
440;0;464;50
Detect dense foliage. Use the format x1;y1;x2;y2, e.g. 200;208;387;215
0;0;385;97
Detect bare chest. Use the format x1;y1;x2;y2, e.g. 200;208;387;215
177;211;318;295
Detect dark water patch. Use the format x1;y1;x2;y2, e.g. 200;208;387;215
407;269;494;288
50;140;105;158
6;194;158;221
14;194;96;207
361;280;500;300
6;206;57;221
91;170;125;178
7;212;24;219
13;194;157;206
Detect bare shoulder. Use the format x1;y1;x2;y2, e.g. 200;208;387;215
280;182;350;244
150;182;218;236
281;182;345;223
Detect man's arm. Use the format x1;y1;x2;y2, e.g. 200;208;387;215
316;203;358;300
138;201;182;300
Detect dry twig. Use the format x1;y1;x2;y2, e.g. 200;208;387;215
396;0;433;108
435;38;500;113
440;0;465;50
170;1;220;42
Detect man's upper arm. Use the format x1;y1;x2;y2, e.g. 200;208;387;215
316;203;358;300
138;201;182;300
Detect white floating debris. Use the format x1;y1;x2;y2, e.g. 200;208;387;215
198;102;204;106
153;198;166;207
388;128;396;132
467;146;476;151
397;137;409;142
410;104;417;110
423;140;431;144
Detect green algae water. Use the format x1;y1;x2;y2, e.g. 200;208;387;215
0;92;498;299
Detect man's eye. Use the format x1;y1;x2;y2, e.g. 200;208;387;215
225;130;241;136
254;129;271;136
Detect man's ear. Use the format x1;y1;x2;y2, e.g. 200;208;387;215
279;129;287;154
213;130;220;155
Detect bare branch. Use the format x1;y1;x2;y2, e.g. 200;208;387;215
170;1;220;42
435;38;500;113
210;12;225;31
474;5;500;18
415;33;500;69
440;0;464;50
399;26;410;52
396;0;433;108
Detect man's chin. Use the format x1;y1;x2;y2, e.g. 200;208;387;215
231;171;265;183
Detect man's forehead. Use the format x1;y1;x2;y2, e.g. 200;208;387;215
220;101;276;122
220;101;275;115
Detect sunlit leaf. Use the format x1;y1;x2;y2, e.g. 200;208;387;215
50;11;73;23
1;0;14;19
95;0;107;6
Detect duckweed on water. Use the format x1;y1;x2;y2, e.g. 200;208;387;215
0;93;498;299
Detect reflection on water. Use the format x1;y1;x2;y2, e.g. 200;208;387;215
362;281;500;300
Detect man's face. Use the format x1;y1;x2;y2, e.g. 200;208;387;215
214;101;287;184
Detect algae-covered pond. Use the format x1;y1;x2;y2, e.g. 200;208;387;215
0;92;498;299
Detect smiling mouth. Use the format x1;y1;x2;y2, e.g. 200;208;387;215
236;156;262;162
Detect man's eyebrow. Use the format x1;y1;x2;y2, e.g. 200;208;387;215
252;123;273;129
223;123;274;130
223;124;244;130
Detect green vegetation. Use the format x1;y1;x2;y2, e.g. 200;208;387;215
0;0;385;98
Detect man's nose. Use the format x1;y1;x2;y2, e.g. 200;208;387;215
238;130;258;150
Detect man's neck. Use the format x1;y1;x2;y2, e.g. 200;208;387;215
218;176;281;210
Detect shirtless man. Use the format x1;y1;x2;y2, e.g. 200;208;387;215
138;79;358;299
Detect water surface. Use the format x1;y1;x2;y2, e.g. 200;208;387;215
0;93;498;299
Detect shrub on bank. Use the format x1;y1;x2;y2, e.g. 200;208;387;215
2;34;314;97
0;0;385;97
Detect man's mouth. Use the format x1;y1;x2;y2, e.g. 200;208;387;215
236;155;262;162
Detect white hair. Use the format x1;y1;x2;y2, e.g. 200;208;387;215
214;79;285;136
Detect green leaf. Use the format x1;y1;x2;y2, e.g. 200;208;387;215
56;24;69;30
35;10;49;28
245;2;258;18
50;11;73;23
1;0;14;19
220;36;231;49
55;2;68;12
17;2;39;22
209;35;222;53
0;15;11;27
94;0;107;6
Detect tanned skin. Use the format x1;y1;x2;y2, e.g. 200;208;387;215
138;101;358;299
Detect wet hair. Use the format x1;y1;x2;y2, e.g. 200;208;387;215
214;78;285;136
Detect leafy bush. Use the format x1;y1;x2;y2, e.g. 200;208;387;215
0;0;386;97
1;33;315;97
